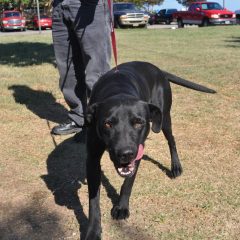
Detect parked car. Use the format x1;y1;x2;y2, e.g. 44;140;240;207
172;1;236;28
26;15;52;30
149;8;178;25
113;2;149;28
236;10;240;24
0;10;26;31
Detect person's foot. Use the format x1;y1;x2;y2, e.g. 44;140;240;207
51;119;83;135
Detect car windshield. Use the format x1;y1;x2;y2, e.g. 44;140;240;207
166;9;177;14
40;15;50;19
113;4;136;11
201;3;223;10
4;12;21;17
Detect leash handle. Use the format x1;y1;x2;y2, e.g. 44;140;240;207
107;0;118;70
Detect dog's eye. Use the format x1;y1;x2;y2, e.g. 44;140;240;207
104;121;112;129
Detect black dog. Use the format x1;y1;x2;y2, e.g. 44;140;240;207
84;61;216;239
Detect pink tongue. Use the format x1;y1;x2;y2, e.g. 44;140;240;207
135;144;144;160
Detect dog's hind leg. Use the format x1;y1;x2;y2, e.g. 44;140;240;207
111;161;141;220
162;113;183;178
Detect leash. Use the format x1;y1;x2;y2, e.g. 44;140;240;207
107;0;118;70
46;120;58;148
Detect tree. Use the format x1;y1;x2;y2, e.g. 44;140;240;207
143;0;164;12
0;0;52;12
176;0;206;7
112;0;164;13
0;0;166;13
113;0;164;8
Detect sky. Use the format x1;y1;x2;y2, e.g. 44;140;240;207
154;0;239;12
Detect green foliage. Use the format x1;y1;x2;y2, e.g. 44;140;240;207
113;0;164;8
176;0;206;7
0;0;50;11
0;0;30;7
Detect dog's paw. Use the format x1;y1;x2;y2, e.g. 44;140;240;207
84;224;102;240
171;163;183;178
111;205;130;220
85;231;101;240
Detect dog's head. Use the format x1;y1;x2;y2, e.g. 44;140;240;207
86;98;162;178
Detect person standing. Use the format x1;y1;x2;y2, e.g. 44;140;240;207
51;0;111;135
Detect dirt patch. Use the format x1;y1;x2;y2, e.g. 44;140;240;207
1;28;240;239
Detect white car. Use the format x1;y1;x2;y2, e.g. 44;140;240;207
113;3;149;28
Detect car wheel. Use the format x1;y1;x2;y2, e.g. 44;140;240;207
177;19;184;28
201;18;209;27
165;19;170;25
139;24;147;29
114;20;121;29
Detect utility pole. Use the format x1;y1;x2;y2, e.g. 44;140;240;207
36;0;41;33
223;0;225;8
34;0;41;34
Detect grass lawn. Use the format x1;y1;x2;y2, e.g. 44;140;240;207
0;26;239;240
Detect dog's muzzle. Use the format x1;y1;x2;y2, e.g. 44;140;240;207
116;144;144;178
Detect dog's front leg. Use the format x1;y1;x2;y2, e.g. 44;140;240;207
111;161;141;220
85;130;105;240
162;113;183;178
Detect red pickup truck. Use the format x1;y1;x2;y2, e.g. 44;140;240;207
0;10;26;31
173;1;236;28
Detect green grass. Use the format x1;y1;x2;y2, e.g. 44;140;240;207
0;26;240;240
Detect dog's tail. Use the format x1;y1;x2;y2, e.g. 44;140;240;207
163;71;216;94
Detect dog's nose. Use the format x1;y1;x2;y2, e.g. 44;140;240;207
118;149;134;163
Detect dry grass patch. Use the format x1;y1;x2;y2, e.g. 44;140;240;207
0;26;240;240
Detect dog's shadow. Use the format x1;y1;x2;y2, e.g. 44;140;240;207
143;155;173;178
40;130;120;239
41;130;89;239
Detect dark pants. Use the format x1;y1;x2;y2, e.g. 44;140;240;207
52;0;111;126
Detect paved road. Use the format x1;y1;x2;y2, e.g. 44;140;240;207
0;24;179;37
147;23;178;29
0;24;197;36
0;29;52;36
148;23;198;29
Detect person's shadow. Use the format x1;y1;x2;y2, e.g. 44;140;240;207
8;85;67;124
8;84;89;237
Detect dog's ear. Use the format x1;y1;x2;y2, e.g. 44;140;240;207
148;104;162;133
85;103;99;126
